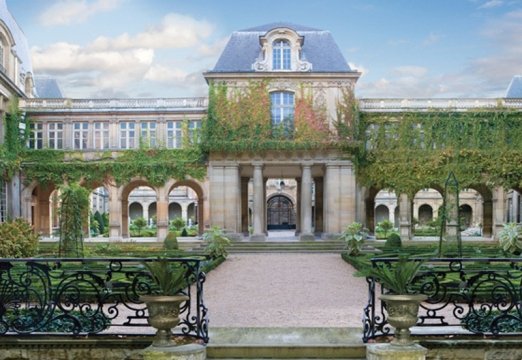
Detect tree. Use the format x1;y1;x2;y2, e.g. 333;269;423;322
59;183;89;257
133;217;147;236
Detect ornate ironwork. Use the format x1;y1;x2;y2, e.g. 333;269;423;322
363;257;522;342
0;257;209;342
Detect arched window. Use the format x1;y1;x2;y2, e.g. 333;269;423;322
270;91;294;135
272;39;291;70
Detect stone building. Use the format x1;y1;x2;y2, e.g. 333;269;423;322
1;7;521;242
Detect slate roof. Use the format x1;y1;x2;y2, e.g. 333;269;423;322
0;0;32;79
210;22;353;73
34;76;64;98
506;76;522;98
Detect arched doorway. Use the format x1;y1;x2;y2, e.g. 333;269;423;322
418;204;433;225
375;204;390;224
267;195;296;230
459;204;472;229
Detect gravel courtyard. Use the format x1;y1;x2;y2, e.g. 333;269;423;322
204;253;368;328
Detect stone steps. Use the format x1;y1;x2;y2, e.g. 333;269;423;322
206;327;366;359
227;241;345;253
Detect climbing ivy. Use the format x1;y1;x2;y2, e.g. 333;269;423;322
357;110;522;195
20;147;206;187
201;81;360;152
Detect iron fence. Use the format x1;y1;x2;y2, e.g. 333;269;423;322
363;257;522;342
0;257;208;342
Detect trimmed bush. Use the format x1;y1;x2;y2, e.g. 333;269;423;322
164;231;179;250
0;218;39;257
385;233;402;249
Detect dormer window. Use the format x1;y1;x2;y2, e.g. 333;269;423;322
272;39;291;70
253;27;311;72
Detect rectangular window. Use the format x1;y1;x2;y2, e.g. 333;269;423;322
140;122;157;147
283;48;291;70
119;122;135;149
166;121;182;149
73;122;89;150
28;123;43;149
93;122;109;150
48;123;63;149
188;120;201;145
273;48;281;70
0;181;6;223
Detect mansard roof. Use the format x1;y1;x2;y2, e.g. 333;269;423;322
210;22;353;73
0;0;32;77
34;76;63;98
506;76;522;98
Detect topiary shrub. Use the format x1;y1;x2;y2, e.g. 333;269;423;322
385;233;402;249
180;228;188;237
164;231;179;250
0;218;39;257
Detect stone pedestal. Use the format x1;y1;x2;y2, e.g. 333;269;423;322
367;343;427;360
134;344;206;360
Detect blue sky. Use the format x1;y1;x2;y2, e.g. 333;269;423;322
6;0;522;98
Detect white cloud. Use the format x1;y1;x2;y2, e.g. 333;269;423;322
90;13;214;50
144;65;187;84
39;0;122;26
348;62;368;76
479;0;504;9
467;10;522;92
32;12;220;97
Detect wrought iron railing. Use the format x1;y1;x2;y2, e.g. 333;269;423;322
363;257;522;342
0;257;208;342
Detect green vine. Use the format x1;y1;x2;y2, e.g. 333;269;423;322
20;147;206;187
201;81;360;153
357;110;522;195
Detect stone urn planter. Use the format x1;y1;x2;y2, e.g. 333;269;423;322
140;294;189;347
141;258;189;347
380;293;427;346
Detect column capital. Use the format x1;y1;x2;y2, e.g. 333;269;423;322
301;161;314;168
252;161;264;168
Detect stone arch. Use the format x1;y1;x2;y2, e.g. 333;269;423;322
373;189;398;233
129;202;143;220
375;204;390;224
119;178;158;238
24;182;57;236
459;204;473;229
465;184;492;237
418;204;433;225
166;179;205;235
169;202;182;220
267;194;296;230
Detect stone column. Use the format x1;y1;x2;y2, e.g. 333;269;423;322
300;163;314;241
314;177;324;234
208;161;242;238
241;177;249;234
7;173;21;218
295;179;301;235
399;193;412;241
324;161;357;237
108;183;122;241
492;186;506;240
251;162;266;241
156;189;169;241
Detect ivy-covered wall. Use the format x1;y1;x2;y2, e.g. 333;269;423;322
358;110;522;195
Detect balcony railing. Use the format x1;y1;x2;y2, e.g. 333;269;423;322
0;257;208;342
20;98;209;112
364;257;522;342
359;98;522;112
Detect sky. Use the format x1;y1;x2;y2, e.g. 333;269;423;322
6;0;522;99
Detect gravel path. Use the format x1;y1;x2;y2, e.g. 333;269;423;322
204;253;367;328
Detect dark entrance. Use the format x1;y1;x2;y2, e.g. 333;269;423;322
267;195;296;230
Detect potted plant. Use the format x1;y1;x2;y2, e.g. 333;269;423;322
339;222;368;256
360;256;426;346
140;258;189;347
